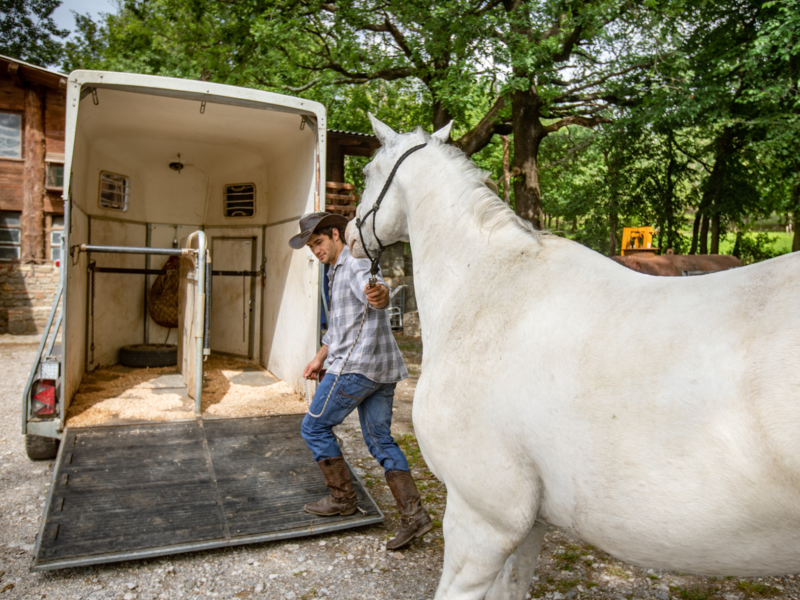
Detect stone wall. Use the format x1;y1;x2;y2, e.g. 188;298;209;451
379;242;421;337
379;242;417;313
0;262;60;334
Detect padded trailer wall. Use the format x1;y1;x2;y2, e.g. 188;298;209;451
61;71;325;415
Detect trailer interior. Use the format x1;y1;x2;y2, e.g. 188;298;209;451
24;73;383;571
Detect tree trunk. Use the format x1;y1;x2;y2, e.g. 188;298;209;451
699;213;710;254
501;135;511;204
793;164;800;252
710;212;720;254
793;210;800;253
609;199;618;257
432;98;454;134
604;148;620;256
690;210;702;254
455;96;508;157
511;88;546;229
22;84;46;263
665;134;677;252
693;128;735;256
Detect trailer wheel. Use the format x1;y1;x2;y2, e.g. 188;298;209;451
118;344;178;368
26;434;59;461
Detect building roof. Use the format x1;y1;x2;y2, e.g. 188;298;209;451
0;54;67;89
327;129;381;157
328;129;378;139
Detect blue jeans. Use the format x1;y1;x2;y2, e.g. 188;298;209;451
301;373;410;474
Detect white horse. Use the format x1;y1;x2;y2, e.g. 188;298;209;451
346;115;800;600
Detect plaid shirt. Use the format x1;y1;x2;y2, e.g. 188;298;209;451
322;246;408;384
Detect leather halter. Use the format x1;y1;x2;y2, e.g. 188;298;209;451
356;143;427;276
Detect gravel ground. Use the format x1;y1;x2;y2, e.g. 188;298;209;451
1;334;799;600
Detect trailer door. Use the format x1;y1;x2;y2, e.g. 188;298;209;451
210;237;256;358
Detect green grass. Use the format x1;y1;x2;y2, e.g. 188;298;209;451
530;576;580;597
397;341;421;352
736;581;782;597
718;232;793;255
555;545;582;571
396;433;426;470
553;579;579;592
670;585;715;600
606;566;631;579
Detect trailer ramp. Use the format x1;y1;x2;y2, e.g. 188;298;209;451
32;414;383;571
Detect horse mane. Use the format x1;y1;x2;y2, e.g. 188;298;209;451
419;128;544;243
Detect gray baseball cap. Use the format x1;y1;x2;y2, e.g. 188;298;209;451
288;212;350;249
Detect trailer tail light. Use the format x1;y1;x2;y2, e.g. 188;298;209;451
31;380;57;417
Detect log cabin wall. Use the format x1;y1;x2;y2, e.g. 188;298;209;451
325;130;380;218
0;55;67;333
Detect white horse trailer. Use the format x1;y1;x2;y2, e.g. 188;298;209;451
21;71;382;571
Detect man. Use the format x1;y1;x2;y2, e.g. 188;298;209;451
288;211;432;550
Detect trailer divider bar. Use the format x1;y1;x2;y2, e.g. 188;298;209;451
94;267;170;275
78;244;192;256
211;270;260;277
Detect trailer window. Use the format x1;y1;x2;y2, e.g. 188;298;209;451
0;112;22;159
224;183;256;218
0;210;21;260
99;171;130;211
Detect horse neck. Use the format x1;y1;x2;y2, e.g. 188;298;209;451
402;165;502;347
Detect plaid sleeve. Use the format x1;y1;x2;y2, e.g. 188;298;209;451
347;257;389;310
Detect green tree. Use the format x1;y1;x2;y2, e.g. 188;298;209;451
64;0;679;229
741;0;800;250
1;0;67;66
671;0;798;254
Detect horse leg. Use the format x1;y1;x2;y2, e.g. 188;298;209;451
433;491;541;600
484;521;548;600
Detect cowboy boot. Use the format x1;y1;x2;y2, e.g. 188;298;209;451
304;456;358;516
385;470;433;550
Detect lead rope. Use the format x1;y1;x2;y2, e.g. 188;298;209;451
304;298;371;418
305;143;425;417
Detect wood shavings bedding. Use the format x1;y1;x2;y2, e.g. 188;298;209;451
66;354;306;427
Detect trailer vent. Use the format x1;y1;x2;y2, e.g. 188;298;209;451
99;172;130;211
224;184;256;218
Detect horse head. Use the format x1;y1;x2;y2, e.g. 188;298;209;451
346;114;452;259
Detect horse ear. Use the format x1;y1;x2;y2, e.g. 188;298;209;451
368;113;398;145
432;120;453;143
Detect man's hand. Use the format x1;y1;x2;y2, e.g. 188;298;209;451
304;345;328;379
365;282;390;308
304;356;324;379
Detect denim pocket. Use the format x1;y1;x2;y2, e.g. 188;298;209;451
333;375;377;410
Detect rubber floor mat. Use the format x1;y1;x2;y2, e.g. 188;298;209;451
32;414;383;571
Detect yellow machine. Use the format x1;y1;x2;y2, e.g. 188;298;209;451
620;227;658;256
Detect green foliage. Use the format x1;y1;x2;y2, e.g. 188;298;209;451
60;0;800;256
1;0;67;66
732;232;788;264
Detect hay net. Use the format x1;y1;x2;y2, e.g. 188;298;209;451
149;255;180;328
